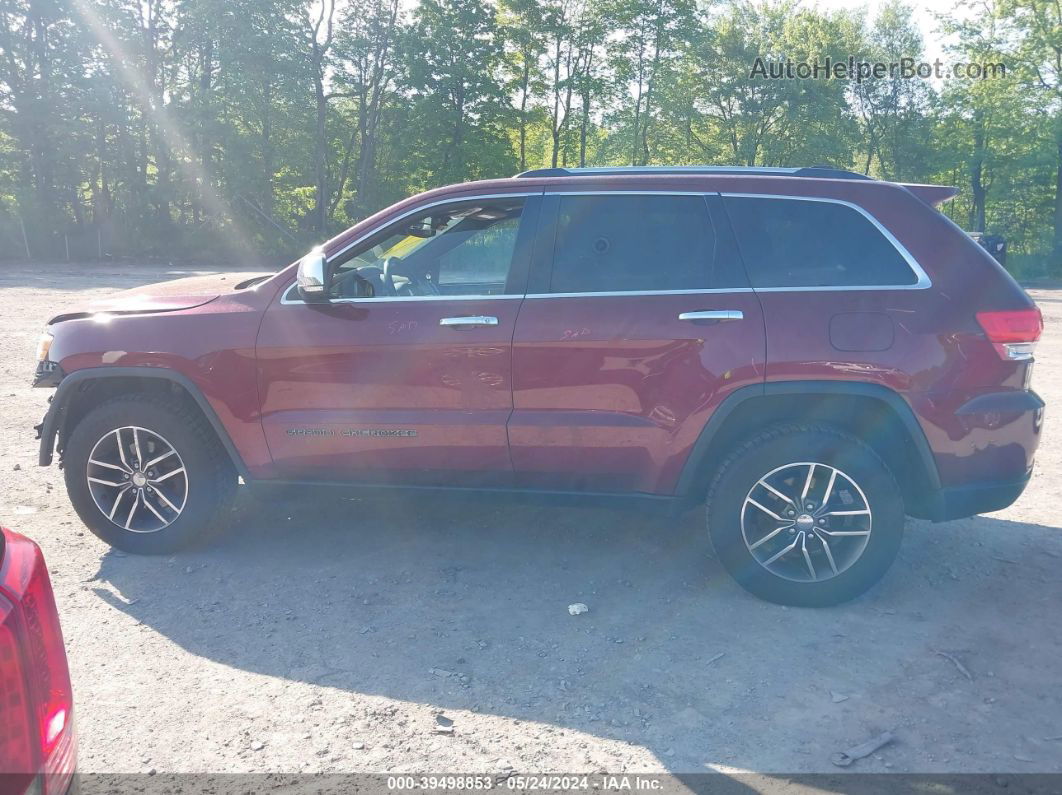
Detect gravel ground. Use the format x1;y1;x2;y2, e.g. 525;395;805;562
1;263;1061;782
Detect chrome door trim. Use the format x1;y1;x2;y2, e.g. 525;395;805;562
719;192;932;291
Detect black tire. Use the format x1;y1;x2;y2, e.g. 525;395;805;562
63;393;237;554
706;423;903;607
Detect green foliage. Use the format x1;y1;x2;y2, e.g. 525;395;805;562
0;0;1058;271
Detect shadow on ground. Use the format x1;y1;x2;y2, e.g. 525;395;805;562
87;487;1062;775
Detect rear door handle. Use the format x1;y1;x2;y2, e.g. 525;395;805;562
678;310;744;323
439;316;499;328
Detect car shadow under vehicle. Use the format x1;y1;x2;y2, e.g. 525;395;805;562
87;486;1062;776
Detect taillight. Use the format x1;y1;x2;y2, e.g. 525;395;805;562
0;530;75;795
976;308;1043;361
0;594;36;793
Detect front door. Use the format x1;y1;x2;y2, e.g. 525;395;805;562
508;191;767;494
256;193;540;485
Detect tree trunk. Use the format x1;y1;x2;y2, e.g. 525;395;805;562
630;74;644;165
1053;129;1062;259
519;55;530;172
261;80;274;217
971;114;986;234
307;0;335;234
578;44;594;168
196;40;213;226
312;64;328;234
550;35;561;168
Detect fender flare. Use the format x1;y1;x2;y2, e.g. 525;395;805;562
674;380;942;497
37;366;250;480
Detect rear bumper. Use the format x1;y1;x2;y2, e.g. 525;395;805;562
920;473;1032;521
907;388;1042;520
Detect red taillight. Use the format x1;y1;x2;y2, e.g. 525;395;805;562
0;595;36;791
976;308;1043;360
0;530;75;795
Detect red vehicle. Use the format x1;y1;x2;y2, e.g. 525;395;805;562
33;166;1043;605
0;528;76;795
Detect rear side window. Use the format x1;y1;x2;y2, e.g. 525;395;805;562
548;194;717;293
724;196;918;288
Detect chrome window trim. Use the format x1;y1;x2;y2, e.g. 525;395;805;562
525;288;754;299
282;285;754;304
280;188;931;305
280;288;519;305
281;191;538;305
720;192;932;291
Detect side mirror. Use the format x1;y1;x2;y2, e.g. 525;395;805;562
296;248;330;302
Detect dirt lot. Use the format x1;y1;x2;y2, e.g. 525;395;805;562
1;263;1061;782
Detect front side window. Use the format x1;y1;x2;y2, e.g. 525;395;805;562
724;196;918;288
548;194;717;294
327;197;526;299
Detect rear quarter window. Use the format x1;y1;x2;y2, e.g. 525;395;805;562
724;195;919;288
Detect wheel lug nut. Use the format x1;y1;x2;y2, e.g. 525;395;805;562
805;503;814;510
787;510;795;517
818;519;826;525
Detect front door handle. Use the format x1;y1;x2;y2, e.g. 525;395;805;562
439;316;499;328
678;310;744;323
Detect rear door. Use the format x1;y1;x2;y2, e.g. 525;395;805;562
256;192;540;485
508;190;766;494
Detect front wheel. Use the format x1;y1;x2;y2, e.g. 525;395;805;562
706;423;904;607
63;394;237;554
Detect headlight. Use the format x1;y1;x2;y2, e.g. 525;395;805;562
35;329;54;362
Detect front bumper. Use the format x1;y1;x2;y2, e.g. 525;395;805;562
36;387;65;467
33;360;64;388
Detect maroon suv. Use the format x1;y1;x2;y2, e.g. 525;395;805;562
32;166;1044;605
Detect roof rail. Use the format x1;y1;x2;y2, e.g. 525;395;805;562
514;165;873;181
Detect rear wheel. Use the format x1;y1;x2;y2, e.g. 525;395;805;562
706;423;903;606
63;394;237;553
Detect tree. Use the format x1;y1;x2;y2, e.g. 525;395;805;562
0;0;1056;273
405;0;515;184
0;0;90;253
687;1;859;168
605;0;696;165
301;0;336;234
499;0;547;171
850;1;934;179
1003;0;1062;258
333;0;402;220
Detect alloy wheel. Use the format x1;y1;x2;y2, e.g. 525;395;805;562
740;462;872;583
85;426;188;533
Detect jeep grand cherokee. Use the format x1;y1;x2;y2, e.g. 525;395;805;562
33;166;1044;606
